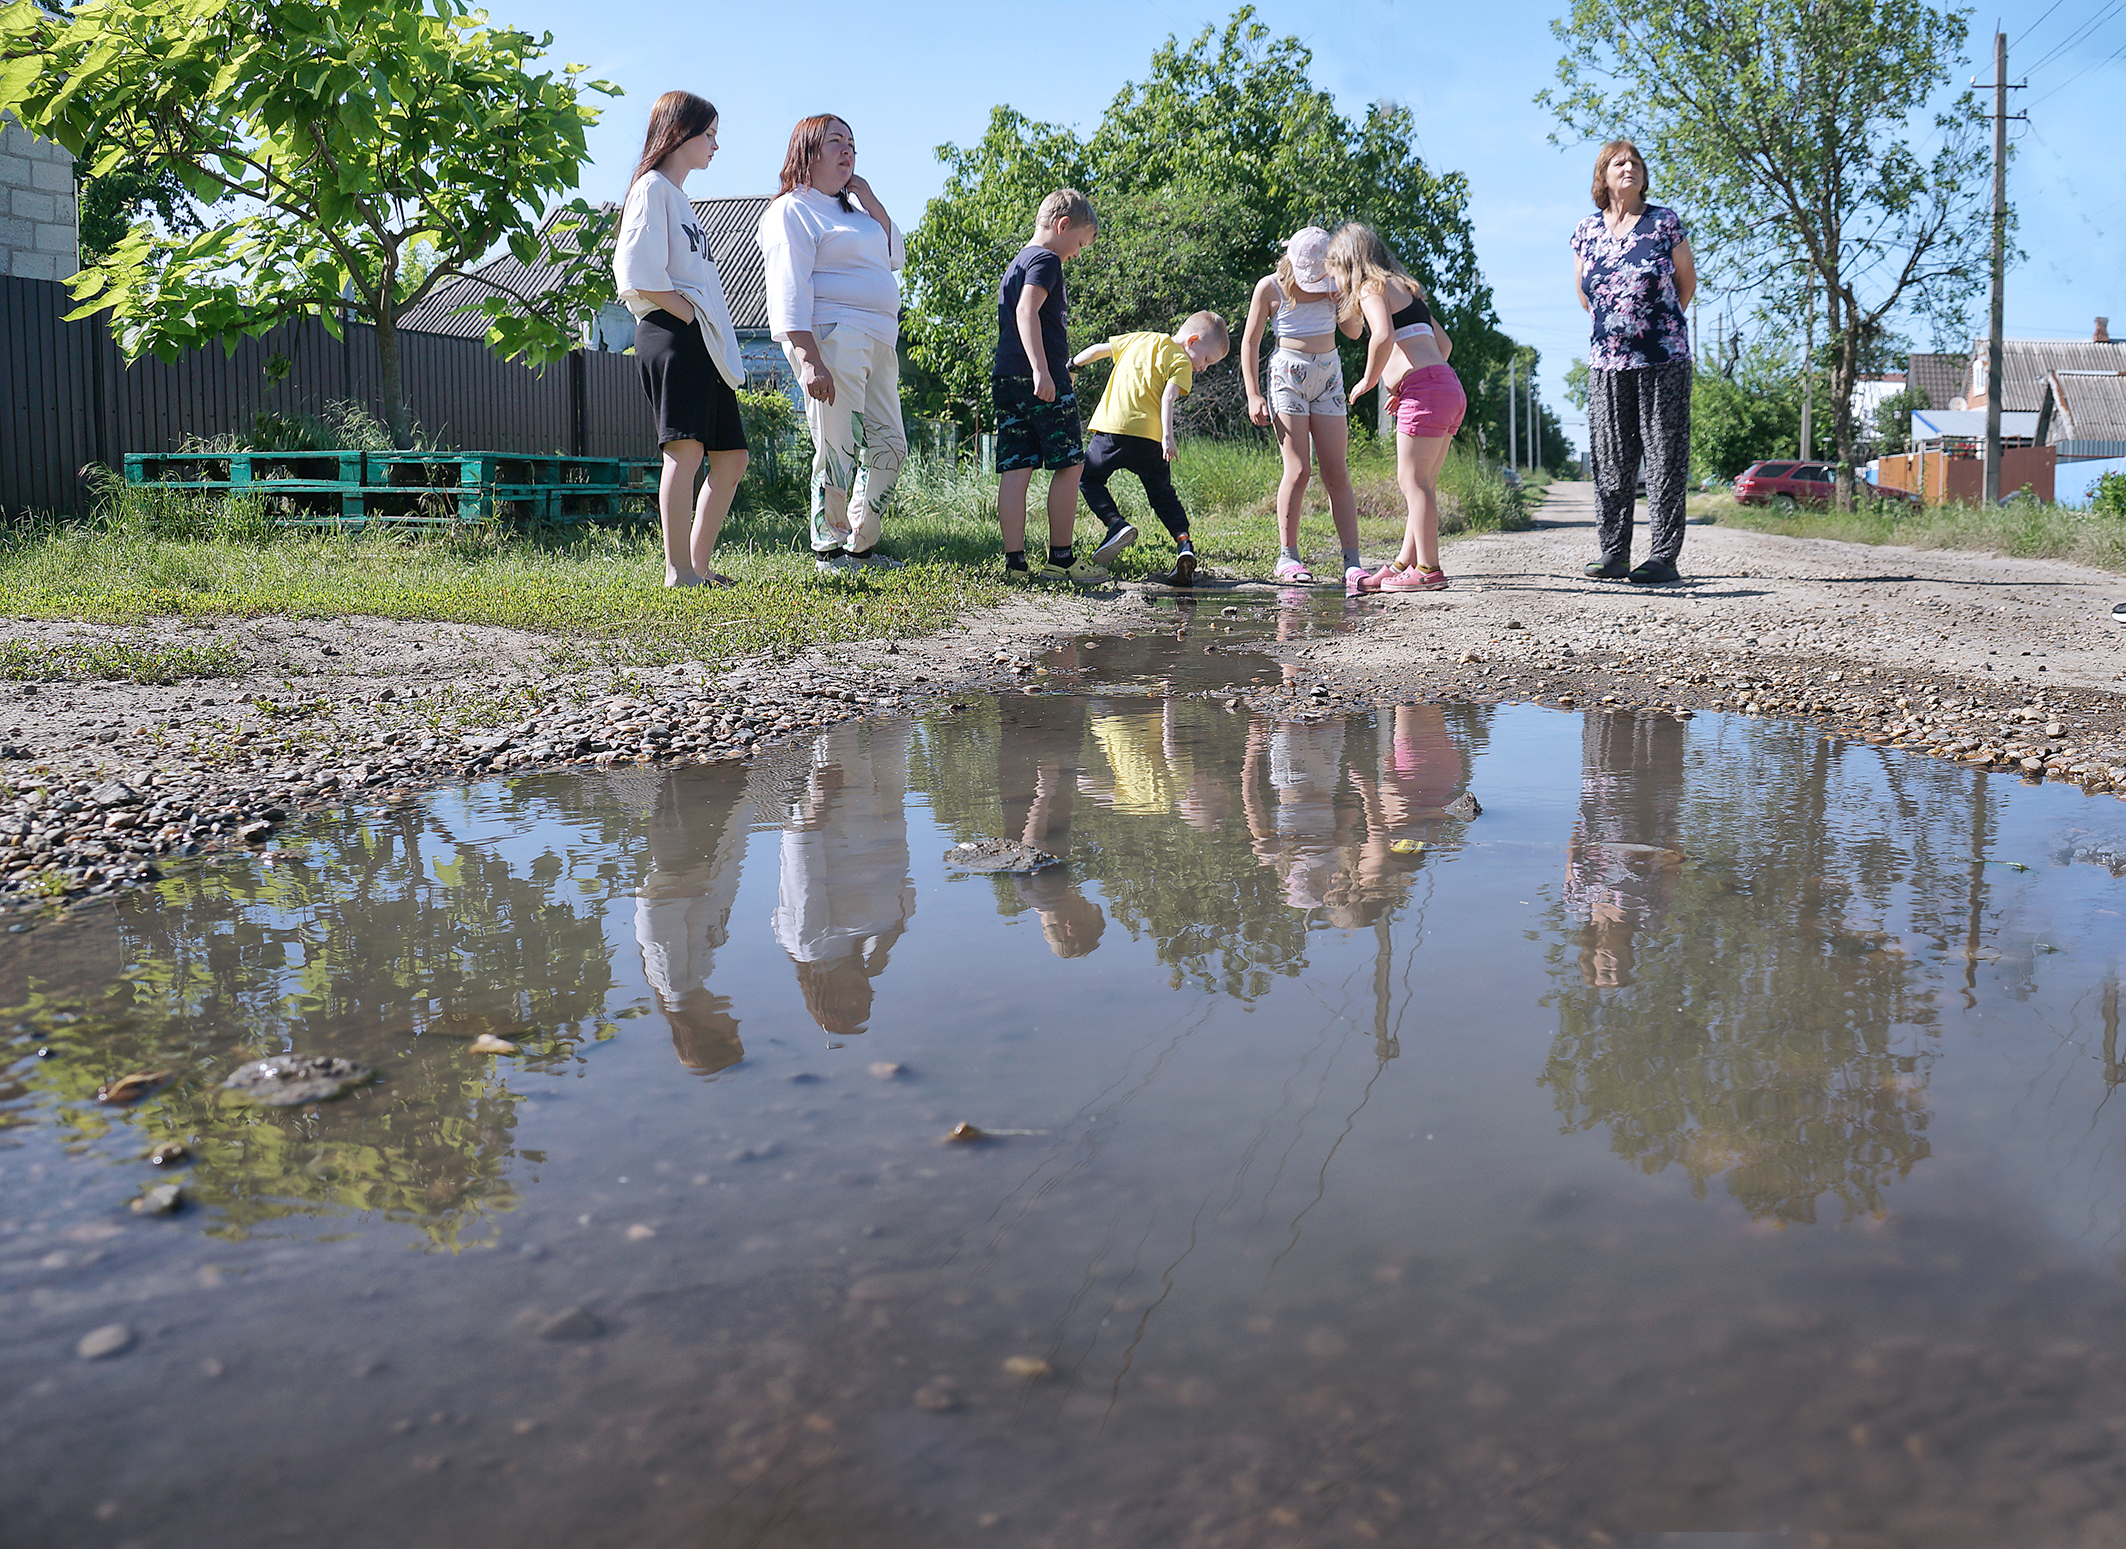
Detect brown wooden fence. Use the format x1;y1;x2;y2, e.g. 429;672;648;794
0;275;654;519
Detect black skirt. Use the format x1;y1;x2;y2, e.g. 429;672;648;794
635;309;748;452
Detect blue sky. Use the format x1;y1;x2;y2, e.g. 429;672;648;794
504;0;2123;454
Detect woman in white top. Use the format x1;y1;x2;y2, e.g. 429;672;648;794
612;91;749;588
757;115;908;573
1241;226;1365;586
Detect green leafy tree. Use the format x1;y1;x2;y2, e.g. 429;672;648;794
1541;0;1992;510
1691;345;1805;480
905;9;1503;436
1870;382;1931;456
0;0;619;447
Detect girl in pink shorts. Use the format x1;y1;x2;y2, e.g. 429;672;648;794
1328;225;1464;592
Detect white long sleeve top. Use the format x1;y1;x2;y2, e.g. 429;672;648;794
756;186;905;346
613;171;744;389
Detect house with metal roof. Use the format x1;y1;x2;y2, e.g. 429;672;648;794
398;196;792;393
2038;367;2126;461
1905;352;1964;412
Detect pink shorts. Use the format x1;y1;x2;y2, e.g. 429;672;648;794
1389;364;1466;439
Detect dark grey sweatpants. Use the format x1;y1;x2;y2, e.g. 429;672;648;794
1587;359;1691;565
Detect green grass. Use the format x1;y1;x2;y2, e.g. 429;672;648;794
1695;490;2126;574
0;637;247;683
1;438;1527;664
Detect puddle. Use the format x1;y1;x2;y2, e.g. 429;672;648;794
5;602;2126;1546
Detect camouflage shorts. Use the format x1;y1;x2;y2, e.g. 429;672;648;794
993;374;1086;473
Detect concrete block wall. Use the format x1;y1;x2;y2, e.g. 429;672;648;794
1;112;78;281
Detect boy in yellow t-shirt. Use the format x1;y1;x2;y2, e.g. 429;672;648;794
1070;311;1230;587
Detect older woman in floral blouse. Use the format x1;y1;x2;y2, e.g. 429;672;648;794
1572;138;1697;585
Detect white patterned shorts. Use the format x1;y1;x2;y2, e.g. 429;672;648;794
1267;347;1347;419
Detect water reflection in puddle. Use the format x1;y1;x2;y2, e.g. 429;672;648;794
5;614;2126;1548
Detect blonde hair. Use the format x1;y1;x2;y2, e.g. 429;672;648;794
1182;310;1230;357
1035;188;1096;234
1591;139;1650;211
1325;224;1425;325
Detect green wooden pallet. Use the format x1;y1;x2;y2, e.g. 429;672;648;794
124;451;661;527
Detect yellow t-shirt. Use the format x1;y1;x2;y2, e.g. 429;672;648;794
1088;332;1193;441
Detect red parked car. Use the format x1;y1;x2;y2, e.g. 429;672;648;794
1733;460;1919;510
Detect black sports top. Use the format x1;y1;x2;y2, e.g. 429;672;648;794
1390;291;1434;338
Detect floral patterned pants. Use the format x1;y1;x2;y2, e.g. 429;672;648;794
1587;360;1692;565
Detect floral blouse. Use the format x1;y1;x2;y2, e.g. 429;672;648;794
1571;205;1692;371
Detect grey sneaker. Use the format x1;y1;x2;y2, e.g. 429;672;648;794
814;550;856;575
1091;521;1139;567
848;548;903;570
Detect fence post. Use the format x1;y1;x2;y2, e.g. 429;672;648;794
569;348;587;457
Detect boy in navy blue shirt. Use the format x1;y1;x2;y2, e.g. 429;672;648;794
994;190;1118;583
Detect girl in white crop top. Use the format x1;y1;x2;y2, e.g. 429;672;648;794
1240;227;1366;584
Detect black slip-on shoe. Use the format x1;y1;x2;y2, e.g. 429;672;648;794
1627;558;1681;585
1583;555;1632;580
1152;551;1197;588
1091;521;1139;567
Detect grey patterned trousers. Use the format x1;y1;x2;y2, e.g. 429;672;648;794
1587;359;1692;566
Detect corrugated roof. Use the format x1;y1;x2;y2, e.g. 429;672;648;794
398;196;774;340
1954;337;2126;411
2047;369;2126;445
1907;352;1963;410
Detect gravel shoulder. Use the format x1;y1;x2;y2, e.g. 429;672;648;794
6;481;2126;911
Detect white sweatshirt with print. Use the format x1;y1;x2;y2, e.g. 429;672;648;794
613;171;744;389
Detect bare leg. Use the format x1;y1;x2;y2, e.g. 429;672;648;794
690;448;748;579
1312;415;1359;555
998;467;1035;554
659;440;706;586
1273;413;1314;551
1046;464;1083;551
1394;431;1455;571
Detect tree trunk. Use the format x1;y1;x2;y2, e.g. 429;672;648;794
374;305;412;450
1827;286;1859;513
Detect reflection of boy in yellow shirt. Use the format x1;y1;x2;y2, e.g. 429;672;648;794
1071;312;1229;588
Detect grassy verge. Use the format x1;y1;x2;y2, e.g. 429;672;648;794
1;437;1527;662
0;637;247;683
1695;490;2126;574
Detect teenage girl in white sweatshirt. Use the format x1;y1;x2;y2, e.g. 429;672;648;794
613;91;748;588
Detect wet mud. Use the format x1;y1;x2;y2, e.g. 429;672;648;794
5;599;2126;1548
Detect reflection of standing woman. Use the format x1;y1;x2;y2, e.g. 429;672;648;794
757;115;908;574
1572;138;1696;585
613;91;749;588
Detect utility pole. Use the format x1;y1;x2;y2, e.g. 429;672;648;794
1801;275;1814;461
1507;359;1517;474
1528;367;1538;471
1983;29;2012;506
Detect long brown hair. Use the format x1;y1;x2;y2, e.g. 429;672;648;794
1591;138;1650;210
778;114;856;212
1325;224;1424;326
633;91;717;187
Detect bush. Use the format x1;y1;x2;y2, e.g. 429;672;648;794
2089;471;2126;517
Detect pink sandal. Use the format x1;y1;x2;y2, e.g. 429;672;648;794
1273;557;1314;583
1381;566;1448;592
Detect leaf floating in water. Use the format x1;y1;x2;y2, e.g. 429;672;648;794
468;1034;518;1055
1389;839;1426;855
96;1071;174;1105
944;1122;988;1144
222;1054;375;1107
1973;856;2031;872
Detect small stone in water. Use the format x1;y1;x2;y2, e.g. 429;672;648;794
625;1223;656;1241
913;1383;960;1412
944;1122;988;1143
869;1061;907;1080
535;1308;603;1341
468;1034;518;1055
147;1142;188;1166
132;1183;182;1216
1002;1356;1054;1380
222;1054;373;1106
96;1070;174;1105
77;1324;134;1360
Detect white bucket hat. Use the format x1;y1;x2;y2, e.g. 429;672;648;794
1283;226;1337;291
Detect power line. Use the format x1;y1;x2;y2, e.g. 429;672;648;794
2012;0;2068;47
2028;36;2126;105
2024;0;2126;76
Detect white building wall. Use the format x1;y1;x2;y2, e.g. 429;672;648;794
0;113;79;281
